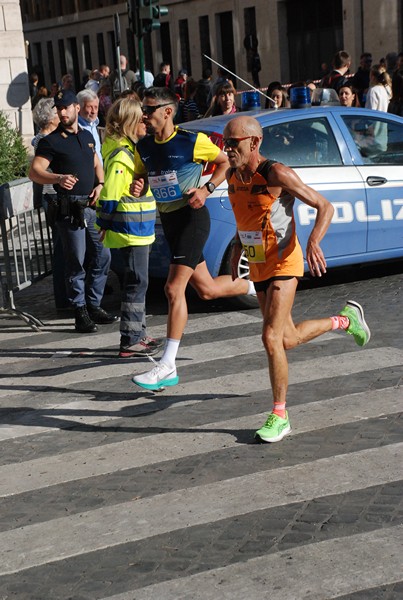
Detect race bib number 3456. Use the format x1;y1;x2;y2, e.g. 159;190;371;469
238;230;265;263
149;173;182;202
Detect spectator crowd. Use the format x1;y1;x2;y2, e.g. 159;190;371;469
28;47;403;344
29;48;403;131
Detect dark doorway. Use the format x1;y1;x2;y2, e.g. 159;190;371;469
67;37;80;91
160;23;172;71
199;16;211;72
179;19;191;75
286;0;343;82
218;11;236;87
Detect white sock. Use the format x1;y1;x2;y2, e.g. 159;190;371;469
247;280;256;295
160;338;180;368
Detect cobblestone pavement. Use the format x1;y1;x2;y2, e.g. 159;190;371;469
0;262;402;599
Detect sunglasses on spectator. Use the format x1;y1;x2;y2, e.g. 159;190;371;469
223;136;253;148
141;103;174;115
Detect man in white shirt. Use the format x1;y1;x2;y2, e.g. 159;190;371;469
77;89;102;164
135;65;154;88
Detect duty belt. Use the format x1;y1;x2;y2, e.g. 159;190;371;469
57;194;90;205
57;194;92;228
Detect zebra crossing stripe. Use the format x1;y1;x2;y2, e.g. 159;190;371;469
1;312;262;356
2;340;397;441
0;443;401;575
0;341;401;401
0;386;400;496
101;525;403;600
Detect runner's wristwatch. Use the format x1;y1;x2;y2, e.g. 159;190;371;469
204;181;216;194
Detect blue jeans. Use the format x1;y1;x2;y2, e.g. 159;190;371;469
119;245;150;348
56;207;111;307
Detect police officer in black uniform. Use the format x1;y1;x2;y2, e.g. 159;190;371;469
29;89;117;333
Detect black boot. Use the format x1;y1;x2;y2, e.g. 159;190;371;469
87;305;118;324
75;306;98;333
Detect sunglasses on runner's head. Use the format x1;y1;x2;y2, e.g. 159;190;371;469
141;103;174;115
223;136;253;148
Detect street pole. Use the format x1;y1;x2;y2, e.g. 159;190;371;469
114;13;124;94
138;36;145;85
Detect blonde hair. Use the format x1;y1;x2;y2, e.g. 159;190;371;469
105;97;143;142
370;64;392;88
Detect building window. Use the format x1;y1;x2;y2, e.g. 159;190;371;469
67;37;80;90
244;7;257;38
58;39;67;76
83;35;92;70
217;12;235;86
47;41;56;84
126;29;137;72
142;33;154;76
199;16;211;72
33;42;42;69
97;33;106;66
160;23;172;71
107;30;115;69
179;19;191;75
286;0;343;81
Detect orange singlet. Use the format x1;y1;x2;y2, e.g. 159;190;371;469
227;160;304;282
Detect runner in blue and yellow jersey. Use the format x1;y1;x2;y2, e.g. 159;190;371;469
130;87;256;390
224;115;370;443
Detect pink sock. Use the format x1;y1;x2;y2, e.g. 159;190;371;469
272;402;286;419
331;315;350;330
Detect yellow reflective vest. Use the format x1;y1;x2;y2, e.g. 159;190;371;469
97;136;156;248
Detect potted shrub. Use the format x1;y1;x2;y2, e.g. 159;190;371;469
0;110;31;219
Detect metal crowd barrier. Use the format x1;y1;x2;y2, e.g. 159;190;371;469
0;178;52;330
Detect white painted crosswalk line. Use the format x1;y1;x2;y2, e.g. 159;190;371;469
1;346;401;439
0;386;400;497
103;525;403;600
0;312;262;358
0;342;403;440
0;443;401;576
0;333;400;402
168;346;403;396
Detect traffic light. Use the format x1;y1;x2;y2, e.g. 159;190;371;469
139;0;168;34
127;0;140;36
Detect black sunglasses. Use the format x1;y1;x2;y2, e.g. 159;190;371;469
141;103;173;115
223;136;253;149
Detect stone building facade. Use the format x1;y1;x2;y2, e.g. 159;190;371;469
0;0;33;141
20;0;403;92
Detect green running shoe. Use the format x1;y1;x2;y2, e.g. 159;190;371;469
255;412;291;443
339;300;371;346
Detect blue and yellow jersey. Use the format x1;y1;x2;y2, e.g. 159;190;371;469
134;126;220;213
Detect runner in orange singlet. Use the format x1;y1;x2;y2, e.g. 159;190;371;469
224;115;371;443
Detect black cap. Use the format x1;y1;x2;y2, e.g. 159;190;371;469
53;89;78;108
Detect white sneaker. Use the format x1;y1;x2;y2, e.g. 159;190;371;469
132;362;179;390
247;280;257;296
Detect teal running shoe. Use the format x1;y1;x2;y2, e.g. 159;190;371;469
132;362;179;390
339;300;371;346
255;412;291;443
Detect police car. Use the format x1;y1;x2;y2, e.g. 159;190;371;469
149;105;403;306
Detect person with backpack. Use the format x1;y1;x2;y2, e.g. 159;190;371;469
223;115;370;443
320;50;351;92
153;62;175;92
111;55;136;100
97;97;162;357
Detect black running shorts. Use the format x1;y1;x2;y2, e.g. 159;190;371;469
159;204;211;270
254;275;299;293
